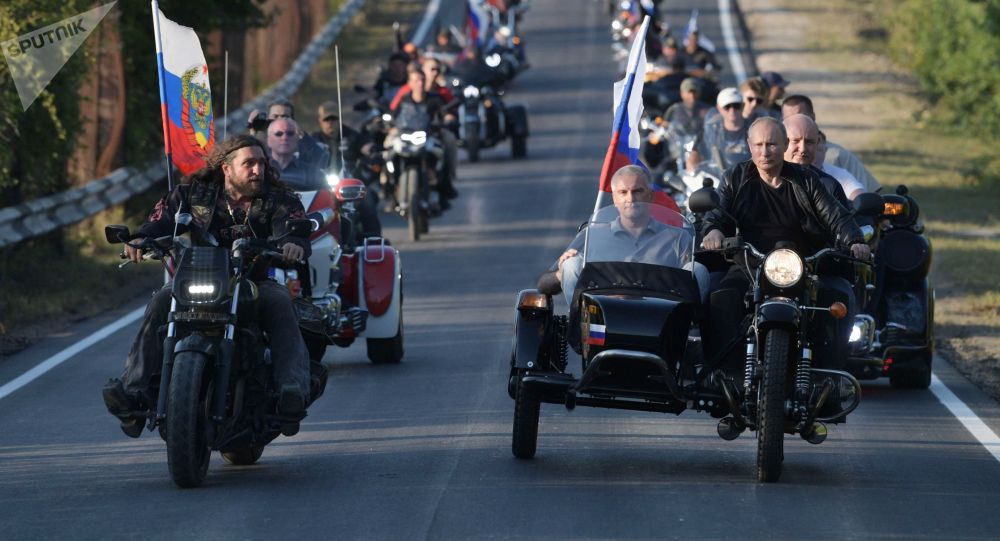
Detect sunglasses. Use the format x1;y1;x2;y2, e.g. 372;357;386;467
272;130;296;138
321;116;338;122
427;67;440;72
723;104;742;111
744;96;762;103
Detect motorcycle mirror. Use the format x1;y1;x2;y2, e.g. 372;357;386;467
104;224;131;244
687;187;720;214
285;219;313;239
852;192;884;217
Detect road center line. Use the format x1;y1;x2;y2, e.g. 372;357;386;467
930;373;1000;463
0;306;145;400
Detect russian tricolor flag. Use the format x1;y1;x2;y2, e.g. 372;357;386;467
466;0;489;46
594;16;680;215
152;1;215;176
586;324;606;346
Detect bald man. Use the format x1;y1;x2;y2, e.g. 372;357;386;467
783;114;850;208
700;117;868;374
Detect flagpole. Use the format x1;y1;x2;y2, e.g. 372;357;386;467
334;45;347;178
223;50;229;139
151;0;176;192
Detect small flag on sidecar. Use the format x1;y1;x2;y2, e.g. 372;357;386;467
586;324;606;346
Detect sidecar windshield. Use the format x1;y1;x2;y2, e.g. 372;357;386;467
583;202;694;270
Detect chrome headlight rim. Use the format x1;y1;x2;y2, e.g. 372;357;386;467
763;248;804;288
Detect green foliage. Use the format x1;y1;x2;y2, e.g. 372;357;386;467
0;0;93;205
887;0;1000;139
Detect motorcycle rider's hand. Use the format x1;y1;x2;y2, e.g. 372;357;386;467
850;242;871;261
701;229;724;250
555;248;578;283
280;242;305;263
124;241;144;264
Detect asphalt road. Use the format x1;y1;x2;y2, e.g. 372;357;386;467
2;1;1000;539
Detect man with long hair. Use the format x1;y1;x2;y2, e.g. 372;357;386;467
102;135;313;438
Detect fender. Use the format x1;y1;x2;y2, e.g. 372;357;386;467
756;299;801;333
359;241;402;338
174;333;219;357
513;289;551;370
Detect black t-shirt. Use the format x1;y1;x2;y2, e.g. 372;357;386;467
737;178;818;255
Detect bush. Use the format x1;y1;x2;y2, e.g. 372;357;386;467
887;0;1000;140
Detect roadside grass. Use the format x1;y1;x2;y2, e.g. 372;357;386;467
0;0;422;357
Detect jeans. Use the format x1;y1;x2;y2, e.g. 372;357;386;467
121;280;310;406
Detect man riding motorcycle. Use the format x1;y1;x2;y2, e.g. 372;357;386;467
700;117;869;373
101;135;312;438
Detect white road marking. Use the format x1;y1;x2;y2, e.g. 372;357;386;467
718;0;748;84
931;373;1000;463
0;306;145;400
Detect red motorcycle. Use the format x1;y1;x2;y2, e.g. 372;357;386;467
276;178;404;365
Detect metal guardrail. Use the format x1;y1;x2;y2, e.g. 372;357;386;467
0;0;368;249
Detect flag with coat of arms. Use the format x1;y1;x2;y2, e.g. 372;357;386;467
152;1;215;176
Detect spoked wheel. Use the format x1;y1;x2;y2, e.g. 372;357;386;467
166;352;212;488
511;369;540;459
221;446;264;466
756;330;789;483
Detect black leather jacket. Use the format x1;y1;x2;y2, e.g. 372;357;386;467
703;160;863;250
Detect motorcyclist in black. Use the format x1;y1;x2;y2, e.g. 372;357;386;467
374;52;411;108
390;68;457;209
700;117;870;373
102;135;313;438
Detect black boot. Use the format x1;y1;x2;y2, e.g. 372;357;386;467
101;379;144;438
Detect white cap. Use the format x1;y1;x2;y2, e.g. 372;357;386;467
716;87;743;108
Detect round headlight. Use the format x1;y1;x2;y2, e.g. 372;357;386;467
763;248;803;288
463;85;480;99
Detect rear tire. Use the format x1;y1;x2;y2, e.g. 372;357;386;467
466;128;480;162
890;354;932;389
512;369;540;459
221;446;264;466
166;352;212;488
367;318;404;364
756;330;789;483
511;133;527;158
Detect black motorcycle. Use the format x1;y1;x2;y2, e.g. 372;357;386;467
508;200;862;483
847;185;934;388
106;218;314;488
449;76;529;162
384;123;443;242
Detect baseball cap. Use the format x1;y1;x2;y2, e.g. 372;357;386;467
318;101;338;120
716;87;743;108
680;77;699;93
761;71;789;89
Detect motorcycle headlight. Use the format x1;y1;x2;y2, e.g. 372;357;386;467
409;131;427;145
485;53;502;68
326;171;341;187
763;248;803;288
463;85;480;99
178;280;223;303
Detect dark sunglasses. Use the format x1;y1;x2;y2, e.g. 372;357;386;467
724;104;742;111
321;116;338;122
272;130;296;138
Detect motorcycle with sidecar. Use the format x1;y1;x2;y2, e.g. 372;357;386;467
508;198;863;482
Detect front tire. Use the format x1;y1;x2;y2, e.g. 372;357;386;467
466;127;480;162
166;352;212;488
890;353;932;389
404;168;421;242
756;330;789;483
511;132;527;158
512;369;540;459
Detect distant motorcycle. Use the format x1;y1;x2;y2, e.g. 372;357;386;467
384;123;443;242
448;75;529;162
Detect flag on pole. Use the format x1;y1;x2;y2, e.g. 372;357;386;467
152;1;214;177
594;16;679;215
466;0;490;46
683;9;715;53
